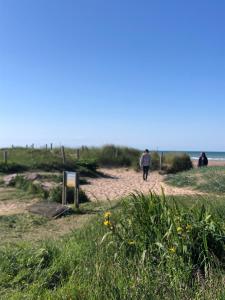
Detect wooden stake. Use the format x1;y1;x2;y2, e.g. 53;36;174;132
74;172;80;208
76;149;80;160
115;148;118;158
62;171;67;205
160;152;164;170
61;146;65;164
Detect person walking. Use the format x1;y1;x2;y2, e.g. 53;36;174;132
198;152;208;167
140;149;151;181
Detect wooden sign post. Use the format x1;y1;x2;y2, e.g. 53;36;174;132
62;171;67;205
62;171;80;208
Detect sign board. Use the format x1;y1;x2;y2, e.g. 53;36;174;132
62;171;80;208
66;172;76;188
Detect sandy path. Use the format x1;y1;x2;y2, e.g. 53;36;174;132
0;186;39;216
0;201;34;216
82;168;201;201
0;168;201;216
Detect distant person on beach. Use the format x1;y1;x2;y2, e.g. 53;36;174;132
140;149;151;181
198;152;208;167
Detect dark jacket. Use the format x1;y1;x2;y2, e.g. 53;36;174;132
198;156;208;167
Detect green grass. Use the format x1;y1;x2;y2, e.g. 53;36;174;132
1;146;194;175
165;166;225;193
0;199;118;246
0;147;98;176
0;213;48;244
0;193;225;299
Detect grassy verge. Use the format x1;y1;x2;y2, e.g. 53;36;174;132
0;193;225;299
0;148;98;176
1;146;193;173
165;166;225;193
0;200;118;246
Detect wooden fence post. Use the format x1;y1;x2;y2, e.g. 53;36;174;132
76;149;80;160
62;171;67;205
74;172;80;209
50;143;53;150
61;146;66;164
115;148;118;158
160;152;164;170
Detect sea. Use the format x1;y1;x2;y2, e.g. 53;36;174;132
164;151;225;161
187;151;225;161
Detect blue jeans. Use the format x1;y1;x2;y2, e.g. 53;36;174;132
143;166;149;180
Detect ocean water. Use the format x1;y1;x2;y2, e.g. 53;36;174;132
187;151;225;161
160;151;225;161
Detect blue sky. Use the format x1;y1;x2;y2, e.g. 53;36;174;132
0;0;224;150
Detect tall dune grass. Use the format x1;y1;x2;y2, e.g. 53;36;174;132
1;193;224;299
0;146;193;174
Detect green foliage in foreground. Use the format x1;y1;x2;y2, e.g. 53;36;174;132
165;166;225;193
0;193;225;299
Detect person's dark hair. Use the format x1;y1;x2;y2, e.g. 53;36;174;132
202;152;206;158
145;149;149;153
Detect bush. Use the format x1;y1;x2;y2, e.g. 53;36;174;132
9;175;48;198
163;153;193;173
0;163;28;174
30;160;98;174
150;151;160;170
78;145;140;168
101;193;225;292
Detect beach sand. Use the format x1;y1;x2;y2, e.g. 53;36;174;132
82;168;202;202
83;160;225;202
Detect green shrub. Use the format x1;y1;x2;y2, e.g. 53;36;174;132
10;175;48;198
150;151;160;170
78;145;141;168
164;153;193;173
0;163;28;174
101;193;225;289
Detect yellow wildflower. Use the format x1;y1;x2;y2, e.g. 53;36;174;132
104;211;111;218
186;224;192;231
177;226;183;234
103;220;111;226
128;240;135;245
169;247;176;254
